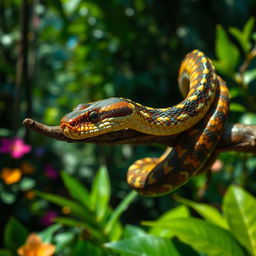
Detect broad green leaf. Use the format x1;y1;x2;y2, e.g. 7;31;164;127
143;205;190;237
174;197;228;229
90;166;111;221
3;218;28;252
61;171;91;208
54;217;106;242
214;25;240;75
35;190;94;225
124;225;147;239
38;224;62;243
151;218;244;256
105;234;180;256
223;185;256;255
105;190;138;235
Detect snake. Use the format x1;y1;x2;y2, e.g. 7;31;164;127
60;49;230;196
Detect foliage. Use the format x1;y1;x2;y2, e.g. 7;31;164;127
142;185;256;256
2;180;256;256
37;168;138;244
1;0;256;255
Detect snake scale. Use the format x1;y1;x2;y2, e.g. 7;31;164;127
60;50;230;196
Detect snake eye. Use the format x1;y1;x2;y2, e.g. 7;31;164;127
89;111;100;123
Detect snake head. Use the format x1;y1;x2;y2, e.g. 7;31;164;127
60;97;134;139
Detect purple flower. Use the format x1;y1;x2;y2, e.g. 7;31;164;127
40;211;58;226
44;165;59;179
0;137;31;159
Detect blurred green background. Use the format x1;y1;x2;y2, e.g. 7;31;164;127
1;0;256;255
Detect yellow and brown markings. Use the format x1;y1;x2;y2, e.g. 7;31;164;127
175;144;188;158
183;155;200;168
140;111;151;119
162;162;174;174
176;113;189;120
187;95;198;101
156;116;170;122
176;103;185;109
197;84;205;91
60;50;230;197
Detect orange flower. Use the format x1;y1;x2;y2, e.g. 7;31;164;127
0;167;22;184
17;233;55;256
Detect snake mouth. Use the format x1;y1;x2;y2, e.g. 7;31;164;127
60;119;101;139
60;117;132;139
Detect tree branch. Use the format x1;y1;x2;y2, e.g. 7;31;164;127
23;118;256;153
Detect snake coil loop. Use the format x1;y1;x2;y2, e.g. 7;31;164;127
60;50;230;196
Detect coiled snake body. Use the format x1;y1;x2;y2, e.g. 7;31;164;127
60;50;230;196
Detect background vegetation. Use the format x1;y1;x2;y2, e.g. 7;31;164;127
0;0;256;255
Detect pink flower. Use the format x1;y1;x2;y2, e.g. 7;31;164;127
44;165;59;179
0;137;31;159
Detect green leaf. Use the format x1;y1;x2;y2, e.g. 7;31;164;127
90;166;111;221
107;218;123;241
223;185;256;255
243;68;256;86
54;231;76;254
35;190;94;224
0;128;11;137
123;225;147;239
214;25;240;75
38;224;62;243
143;205;190;237
19;177;36;191
3;217;28;252
0;249;12;256
151;218;245;256
229;17;255;53
105;190;138;235
73;240;103;256
105;234;180;256
174;197;228;229
229;87;245;99
229;28;246;52
61;171;91;208
230;103;247;113
54;217;106;242
243;17;255;43
240;112;256;125
0;191;16;205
